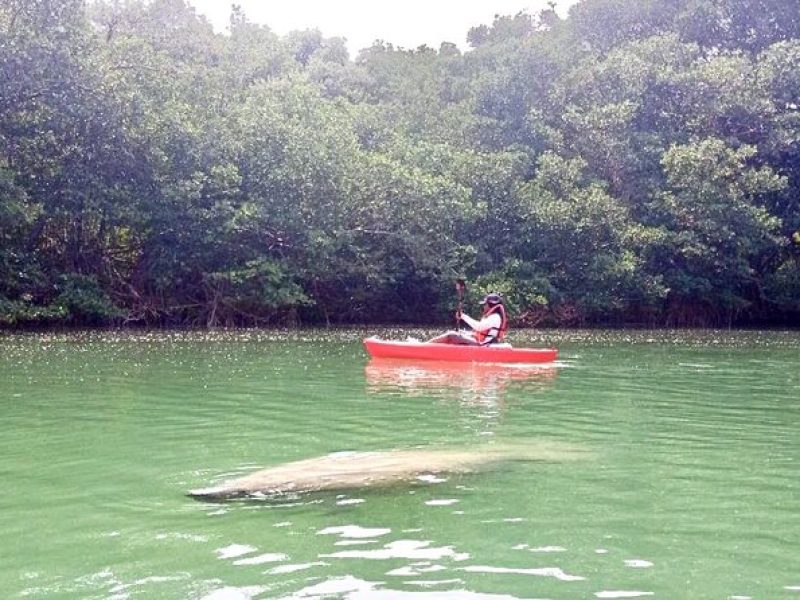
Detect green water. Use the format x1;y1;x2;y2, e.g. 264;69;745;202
1;329;798;600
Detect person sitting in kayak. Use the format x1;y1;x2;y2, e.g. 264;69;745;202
428;293;508;345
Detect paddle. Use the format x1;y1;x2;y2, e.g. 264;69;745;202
455;279;466;331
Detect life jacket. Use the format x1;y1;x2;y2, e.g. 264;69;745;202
474;304;508;344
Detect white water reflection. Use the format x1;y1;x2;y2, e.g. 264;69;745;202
201;585;267;600
278;575;528;599
416;474;447;483
459;564;584;581
386;564;448;576
216;545;257;559
334;540;380;547
268;562;328;575
232;553;287;566
405;579;465;587
317;525;391;538
513;544;567;553
320;540;470;561
336;497;366;506
277;575;372;599
424;498;460;506
623;559;653;568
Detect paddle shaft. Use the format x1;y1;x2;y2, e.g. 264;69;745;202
455;279;466;332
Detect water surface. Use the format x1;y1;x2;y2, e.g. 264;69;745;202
1;328;798;599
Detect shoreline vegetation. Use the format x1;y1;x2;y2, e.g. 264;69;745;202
2;0;799;330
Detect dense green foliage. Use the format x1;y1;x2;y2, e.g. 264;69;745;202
1;0;799;327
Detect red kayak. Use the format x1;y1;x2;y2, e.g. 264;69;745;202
363;337;558;364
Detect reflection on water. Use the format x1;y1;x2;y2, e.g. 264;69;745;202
268;576;534;600
2;329;799;600
365;358;558;403
364;359;559;437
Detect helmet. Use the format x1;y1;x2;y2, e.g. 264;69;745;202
479;293;503;306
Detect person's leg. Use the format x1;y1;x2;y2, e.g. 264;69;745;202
426;331;479;345
427;331;457;343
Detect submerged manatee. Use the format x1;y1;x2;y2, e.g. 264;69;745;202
188;441;588;500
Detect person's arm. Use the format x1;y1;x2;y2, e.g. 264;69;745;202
461;312;501;333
